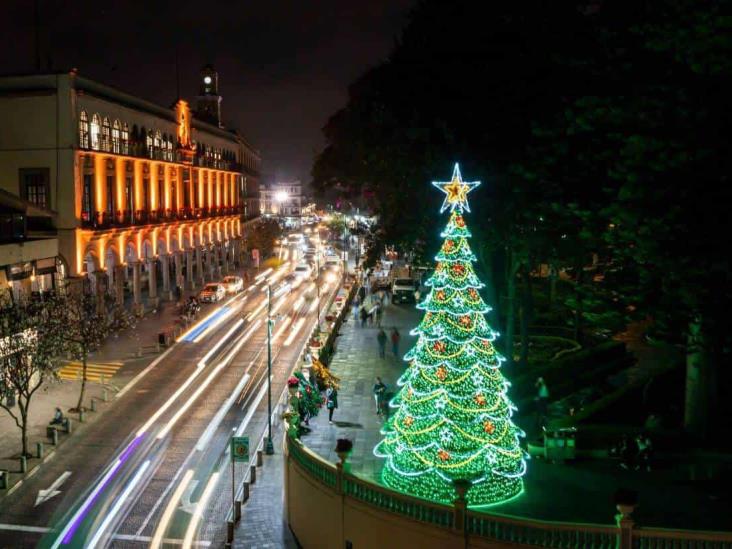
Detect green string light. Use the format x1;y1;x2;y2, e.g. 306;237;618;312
375;165;527;506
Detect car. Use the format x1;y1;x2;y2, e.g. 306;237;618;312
324;258;341;271
284;272;302;289
221;275;244;294
199;283;226;303
294;263;313;280
391;278;418;304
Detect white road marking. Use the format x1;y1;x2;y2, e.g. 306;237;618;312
0;523;50;533
34;471;71;507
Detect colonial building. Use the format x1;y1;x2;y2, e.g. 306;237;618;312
0;67;261;310
260;180;302;224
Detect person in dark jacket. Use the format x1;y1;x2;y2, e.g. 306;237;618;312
326;384;338;424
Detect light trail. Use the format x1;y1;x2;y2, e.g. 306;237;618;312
149;469;194;549
51;435;144;548
308;296;321;314
87;460;151;548
136;319;244;438
182;472;219;549
156;320;261;439
195;372;252;452
271;317;292;342
191;307;235;343
283;318;305;346
254;268;273;281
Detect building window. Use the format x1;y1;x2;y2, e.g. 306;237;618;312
91;114;101;150
102;117;111;152
154;130;162;159
19;168;50;210
167;139;173;162
82;174;93;221
79;111;89;149
125;176;133;214
112;120;121;154
142;178;150;211
146;130;154;159
158;177;165;210
106;175;115;217
121;123;129;155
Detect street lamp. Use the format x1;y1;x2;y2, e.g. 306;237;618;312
265;285;275;455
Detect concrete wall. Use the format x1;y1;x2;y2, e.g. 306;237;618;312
286;457;489;549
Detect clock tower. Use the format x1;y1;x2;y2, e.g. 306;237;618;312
196;64;223;127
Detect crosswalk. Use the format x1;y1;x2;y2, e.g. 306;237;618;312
57;361;123;383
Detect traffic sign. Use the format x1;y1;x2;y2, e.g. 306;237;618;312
231;436;249;462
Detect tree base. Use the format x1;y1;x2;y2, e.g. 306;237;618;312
381;466;523;506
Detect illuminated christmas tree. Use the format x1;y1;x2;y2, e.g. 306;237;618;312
374;164;527;505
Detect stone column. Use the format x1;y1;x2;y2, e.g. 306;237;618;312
186;249;195;289
196;246;205;285
174;251;184;292
131;261;143;315
161;253;172;300
93;270;107;316
214;244;222;278
114;265;125;306
222;242;230;274
206;247;215;280
147;258;158;308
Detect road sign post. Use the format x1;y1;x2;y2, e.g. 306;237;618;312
231;435;249;521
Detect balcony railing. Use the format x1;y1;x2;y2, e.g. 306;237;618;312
80;204;246;229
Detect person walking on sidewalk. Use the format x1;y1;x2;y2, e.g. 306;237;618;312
360;306;368;328
375;303;383;327
326;384;338;424
374;377;387;415
352;299;360;322
391;328;401;359
535;376;550;429
377;328;387;358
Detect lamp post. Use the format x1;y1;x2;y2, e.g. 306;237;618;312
316;255;321;328
265;284;274;455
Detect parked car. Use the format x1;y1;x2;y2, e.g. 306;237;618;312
221;275;244;294
199;283;226;303
391;278;418;304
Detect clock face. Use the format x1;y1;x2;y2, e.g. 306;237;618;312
204;76;212;85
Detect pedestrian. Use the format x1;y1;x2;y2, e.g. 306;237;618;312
50;407;64;425
636;433;653;471
619;435;637;470
391;328;401;358
374;377;387;414
326;384;338;424
360;306;368;328
535;376;549;429
352;300;360;322
377;328;387;359
358;284;366;303
375;303;383;327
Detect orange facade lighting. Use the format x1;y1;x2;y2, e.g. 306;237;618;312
164;166;171;211
151;162;159;210
134;160;143;211
94;155;105;213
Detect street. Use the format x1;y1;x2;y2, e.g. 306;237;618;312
0;247;335;548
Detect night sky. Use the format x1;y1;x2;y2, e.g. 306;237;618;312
1;0;414;186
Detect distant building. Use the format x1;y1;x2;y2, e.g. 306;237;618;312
0;67;261;308
260;181;302;221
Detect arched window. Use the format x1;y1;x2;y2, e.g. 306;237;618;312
112;119;121;154
121;123;129;155
90;114;101;150
79;111;89;148
101;117;111;151
146;130;154;159
154;130;162;159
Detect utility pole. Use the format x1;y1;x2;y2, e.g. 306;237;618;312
265;285;274;455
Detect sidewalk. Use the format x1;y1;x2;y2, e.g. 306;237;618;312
301;299;732;531
0;263;255;493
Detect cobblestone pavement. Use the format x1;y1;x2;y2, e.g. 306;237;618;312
301;298;419;482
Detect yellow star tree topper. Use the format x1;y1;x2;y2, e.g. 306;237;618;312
432;163;481;213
